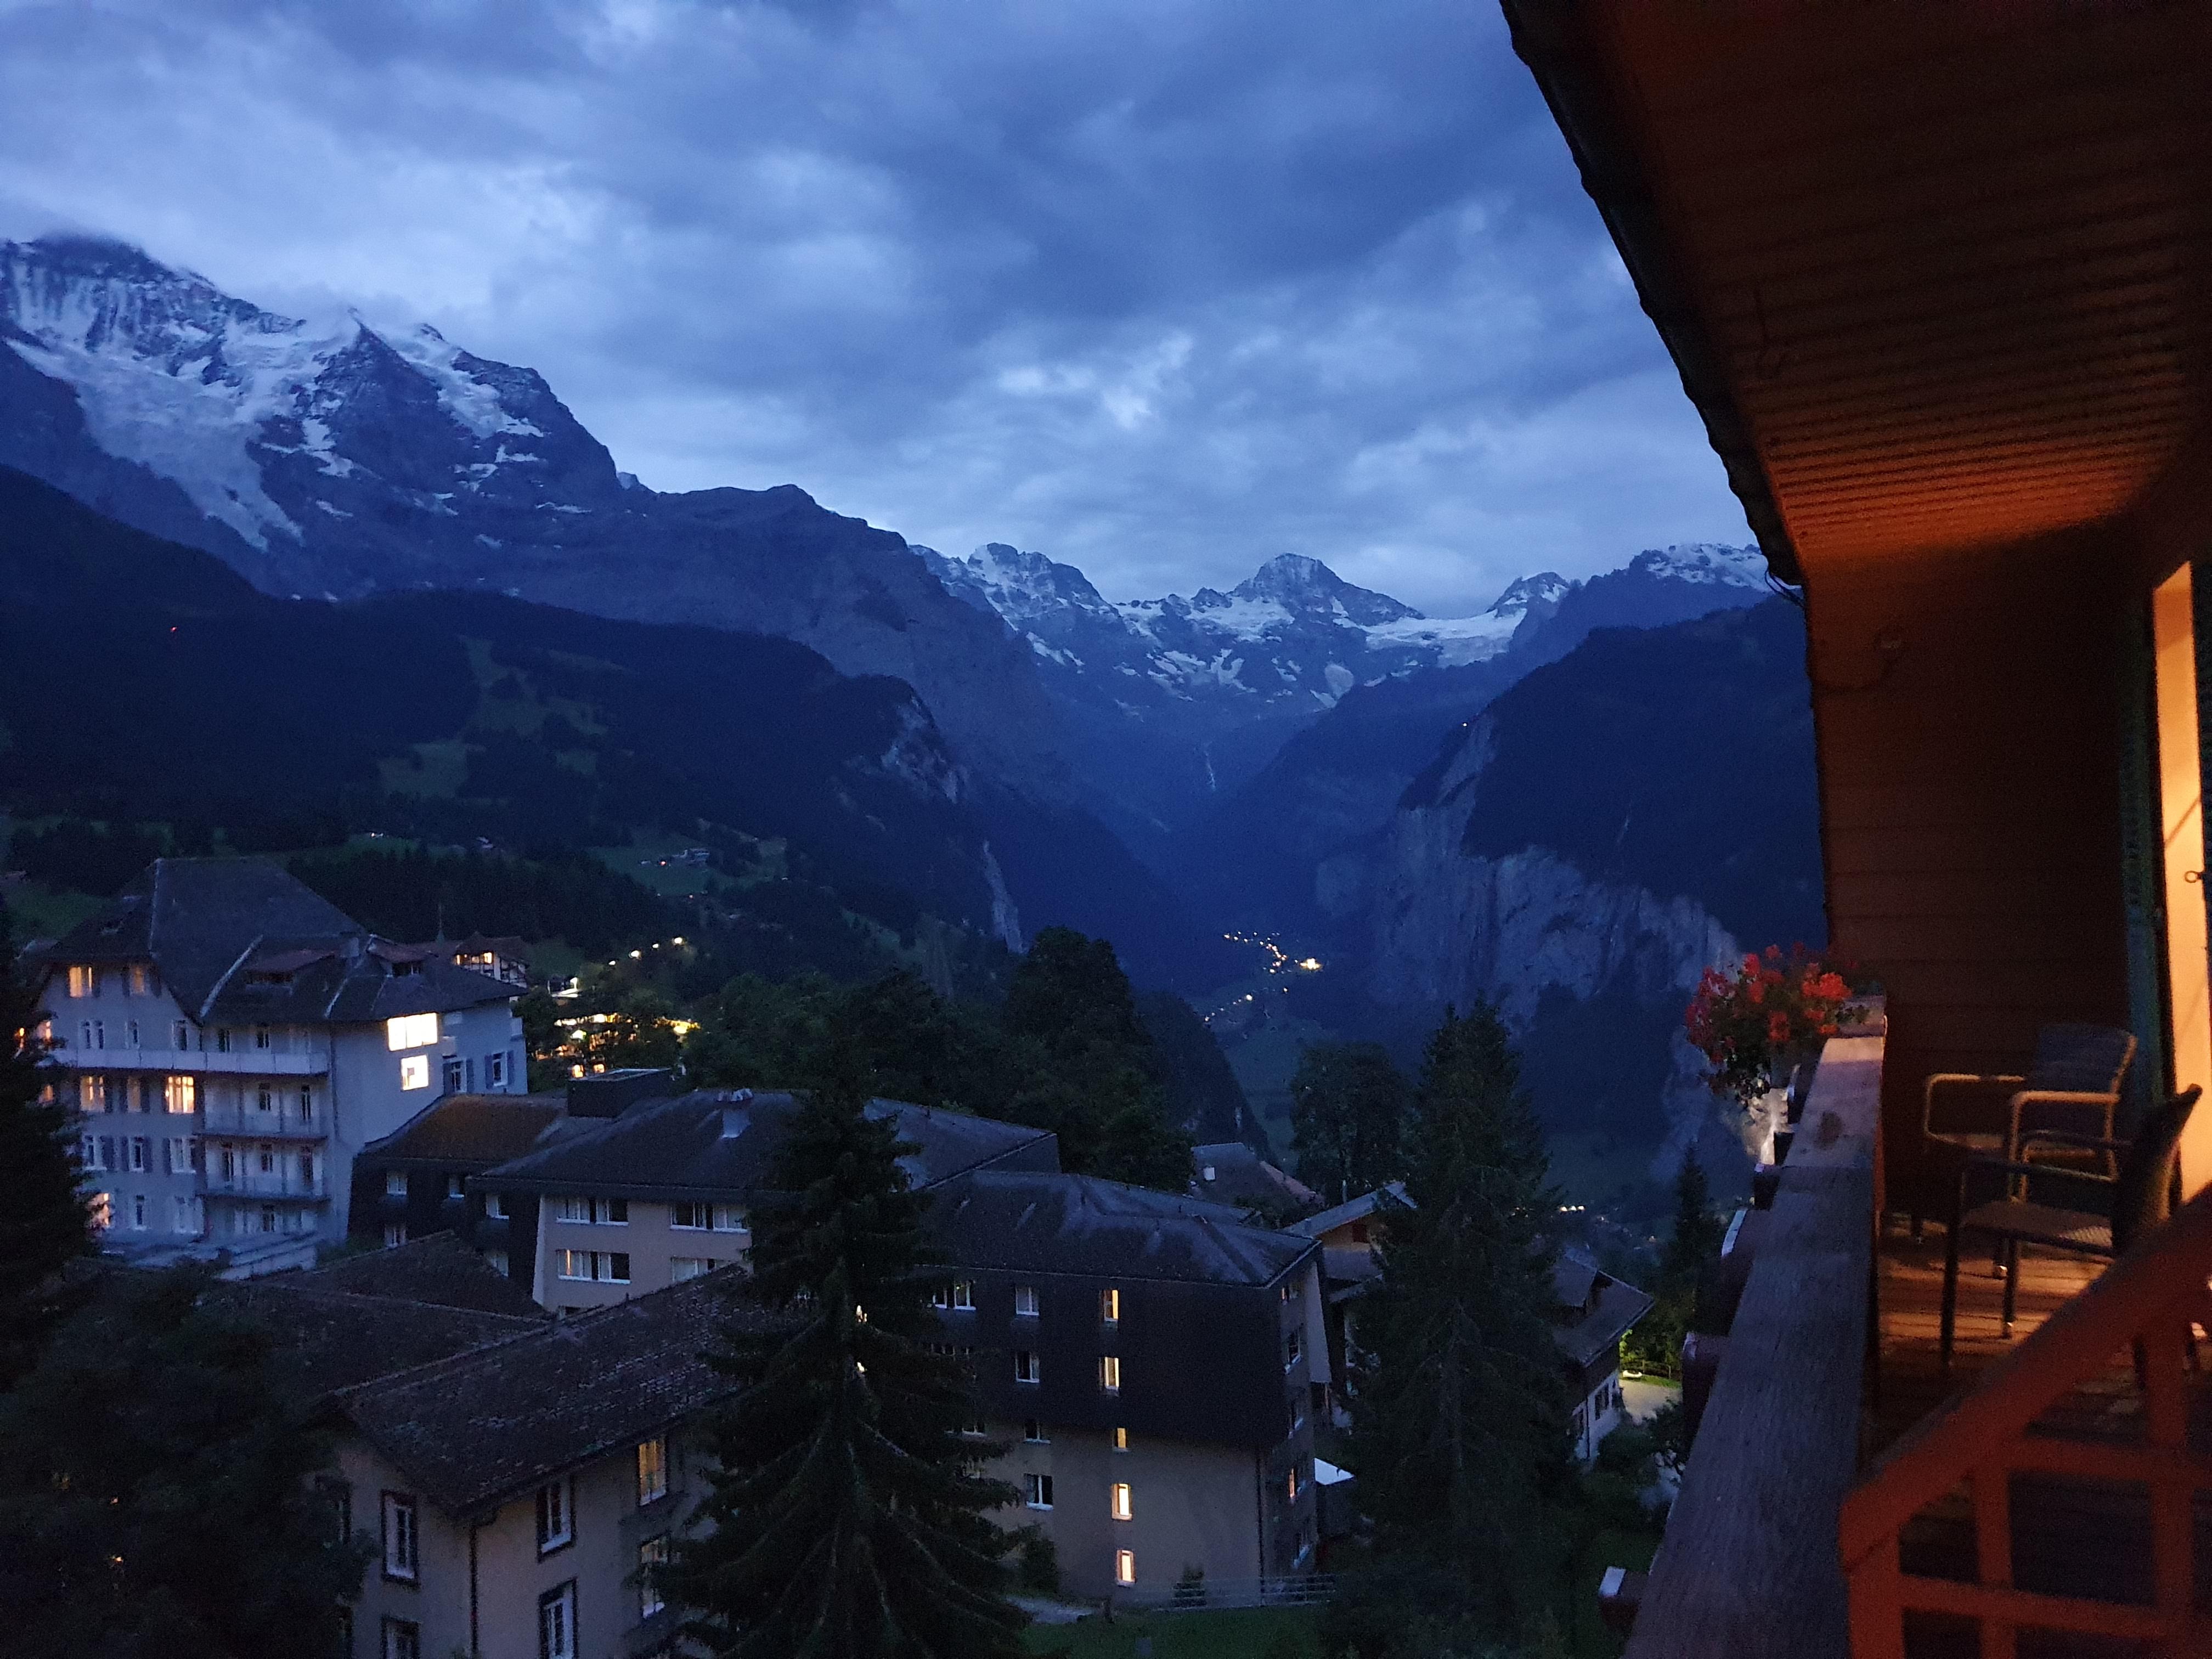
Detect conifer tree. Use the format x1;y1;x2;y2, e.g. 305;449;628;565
670;1037;1025;1659
0;900;89;1388
1288;1041;1409;1202
0;1263;367;1656
1350;1003;1574;1638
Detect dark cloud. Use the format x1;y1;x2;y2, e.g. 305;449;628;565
0;0;1748;613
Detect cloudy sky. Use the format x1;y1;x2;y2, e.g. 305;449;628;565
0;0;1749;615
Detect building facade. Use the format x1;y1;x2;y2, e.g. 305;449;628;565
32;858;526;1272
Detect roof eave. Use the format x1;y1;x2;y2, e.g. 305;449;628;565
1500;0;1802;587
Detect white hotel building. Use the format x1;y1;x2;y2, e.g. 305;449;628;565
31;857;524;1275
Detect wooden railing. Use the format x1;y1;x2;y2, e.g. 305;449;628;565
1839;1186;2212;1657
1623;1023;1886;1659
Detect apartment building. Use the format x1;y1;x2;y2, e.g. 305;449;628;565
927;1170;1329;1599
472;1086;1057;1312
31;858;526;1273
324;1274;777;1659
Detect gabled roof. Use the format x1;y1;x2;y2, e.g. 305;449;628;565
1189;1141;1319;1212
284;1232;551;1320
927;1170;1317;1288
1289;1181;1409;1239
35;857;516;1026
328;1273;786;1517
221;1279;544;1396
1551;1253;1655;1372
476;1090;1057;1200
358;1093;572;1170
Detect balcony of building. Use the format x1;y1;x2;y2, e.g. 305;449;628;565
63;1047;328;1077
1620;1015;2212;1659
199;1105;329;1141
201;1166;327;1201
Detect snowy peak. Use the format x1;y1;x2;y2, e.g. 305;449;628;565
1629;543;1774;590
1486;571;1571;618
918;541;1121;634
1222;553;1420;629
0;235;618;555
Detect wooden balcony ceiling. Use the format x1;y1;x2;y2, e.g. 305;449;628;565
1508;1;2212;579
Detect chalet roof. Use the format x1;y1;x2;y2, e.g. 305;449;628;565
1551;1254;1655;1372
1189;1142;1318;1213
283;1232;551;1320
926;1170;1316;1289
1289;1182;1408;1239
476;1090;1057;1200
33;858;515;1026
1500;3;2212;580
222;1279;543;1396
358;1093;573;1170
328;1273;786;1517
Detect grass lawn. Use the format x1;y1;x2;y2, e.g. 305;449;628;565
1023;1606;1319;1659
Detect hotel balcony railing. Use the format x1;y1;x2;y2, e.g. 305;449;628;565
199;1107;329;1141
200;1172;328;1200
55;1046;327;1076
1621;1005;1888;1659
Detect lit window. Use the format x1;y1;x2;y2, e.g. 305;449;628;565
637;1536;668;1620
163;1075;195;1115
88;1191;112;1229
385;1013;438;1051
557;1249;592;1280
80;1074;106;1111
381;1493;418;1581
538;1582;575;1659
1286;1466;1301;1502
1101;1286;1121;1323
535;1479;572;1554
1024;1474;1053;1510
951;1279;974;1311
1099;1356;1121;1393
1115;1550;1136;1586
1114;1427;1128;1452
1014;1351;1041;1384
399;1055;430;1091
128;963;156;997
1111;1483;1132;1521
637;1437;668;1506
1014;1284;1039;1317
66;966;94;998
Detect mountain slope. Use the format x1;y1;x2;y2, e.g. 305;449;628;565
0;235;1064;793
0;463;1017;942
1327;600;1825;1187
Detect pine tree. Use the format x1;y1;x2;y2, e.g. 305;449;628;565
0;899;89;1388
0;1263;368;1657
1624;1151;1727;1380
1350;1004;1574;1638
669;1036;1025;1659
1288;1041;1409;1201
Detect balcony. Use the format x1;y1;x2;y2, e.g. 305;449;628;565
1620;1012;2212;1658
59;1047;326;1076
201;1172;327;1200
200;1108;328;1141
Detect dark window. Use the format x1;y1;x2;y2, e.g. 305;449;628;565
535;1479;572;1554
381;1617;420;1659
538;1581;576;1659
380;1493;417;1582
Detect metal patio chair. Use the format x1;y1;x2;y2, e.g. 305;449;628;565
1938;1084;2198;1375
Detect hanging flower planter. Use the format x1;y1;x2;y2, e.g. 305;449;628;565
1685;945;1865;1138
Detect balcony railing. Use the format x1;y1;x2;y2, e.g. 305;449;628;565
201;1173;327;1200
1841;1186;2212;1655
200;1109;328;1141
57;1047;326;1076
1623;1009;1887;1659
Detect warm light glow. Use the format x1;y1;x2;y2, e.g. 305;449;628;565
2153;565;2211;1197
385;1012;438;1051
1111;1483;1132;1521
399;1054;431;1091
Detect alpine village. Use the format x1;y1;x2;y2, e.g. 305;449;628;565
1;5;2208;1659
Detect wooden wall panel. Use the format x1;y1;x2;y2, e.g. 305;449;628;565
1804;527;2132;1210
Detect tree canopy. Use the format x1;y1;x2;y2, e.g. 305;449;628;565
1344;1004;1575;1645
0;899;88;1387
1289;1040;1409;1205
668;1039;1025;1658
